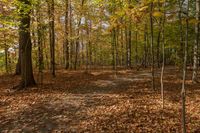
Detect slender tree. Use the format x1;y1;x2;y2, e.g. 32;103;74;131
157;5;162;68
150;2;155;90
2;25;8;73
111;28;117;76
161;1;166;109
69;0;74;69
135;24;138;66
178;0;184;67
144;22;148;68
181;0;189;132
192;0;200;83
64;0;69;69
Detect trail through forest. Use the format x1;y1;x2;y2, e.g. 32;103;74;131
0;68;200;132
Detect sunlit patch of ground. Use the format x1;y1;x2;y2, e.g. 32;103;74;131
0;68;200;132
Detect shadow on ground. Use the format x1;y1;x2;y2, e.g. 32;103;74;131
0;68;200;132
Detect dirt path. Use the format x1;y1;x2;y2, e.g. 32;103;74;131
0;69;200;132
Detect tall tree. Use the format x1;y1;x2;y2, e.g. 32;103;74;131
156;4;162;68
47;0;56;77
69;0;74;69
126;0;132;68
181;0;189;132
178;0;184;67
150;2;155;90
74;0;85;70
64;0;69;69
17;0;36;88
161;0;166;109
111;28;117;76
192;0;200;83
143;22;148;68
135;24;138;66
36;0;44;85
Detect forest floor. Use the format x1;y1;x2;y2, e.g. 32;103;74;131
0;67;200;132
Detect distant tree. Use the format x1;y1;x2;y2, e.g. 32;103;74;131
150;2;155;90
64;0;69;69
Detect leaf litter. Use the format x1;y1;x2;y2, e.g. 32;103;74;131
0;68;200;132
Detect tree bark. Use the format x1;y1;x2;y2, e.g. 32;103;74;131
17;0;36;88
36;1;44;85
144;23;148;68
150;2;155;90
3;26;8;73
64;0;69;69
4;46;8;74
161;1;166;109
135;24;138;66
47;0;56;77
128;22;132;68
69;0;74;69
178;0;184;68
112;28;117;76
74;0;85;70
157;17;162;68
192;0;200;83
120;28;124;66
181;1;189;132
16;36;22;75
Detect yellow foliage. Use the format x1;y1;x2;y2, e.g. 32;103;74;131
189;19;199;25
139;6;148;12
152;11;163;17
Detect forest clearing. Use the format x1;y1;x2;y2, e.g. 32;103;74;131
1;0;200;132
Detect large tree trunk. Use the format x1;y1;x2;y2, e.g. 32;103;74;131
18;0;36;88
